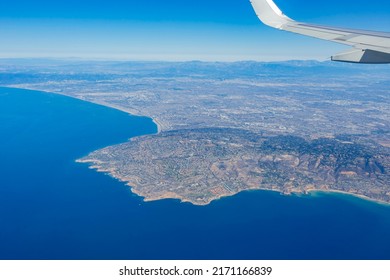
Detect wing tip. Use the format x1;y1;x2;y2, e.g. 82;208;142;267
250;0;293;28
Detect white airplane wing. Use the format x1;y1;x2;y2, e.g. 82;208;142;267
250;0;390;63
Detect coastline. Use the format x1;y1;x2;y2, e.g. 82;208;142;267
304;189;390;208
5;86;163;134
75;157;390;207
79;99;163;134
8;86;389;208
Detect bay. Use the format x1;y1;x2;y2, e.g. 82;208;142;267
0;87;389;260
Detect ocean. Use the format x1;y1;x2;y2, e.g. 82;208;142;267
0;87;389;260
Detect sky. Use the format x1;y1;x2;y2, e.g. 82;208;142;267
0;0;389;61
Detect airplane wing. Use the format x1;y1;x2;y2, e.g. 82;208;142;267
250;0;390;63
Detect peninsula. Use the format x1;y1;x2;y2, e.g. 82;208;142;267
77;128;390;205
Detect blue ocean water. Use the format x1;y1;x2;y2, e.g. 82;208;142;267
0;87;389;260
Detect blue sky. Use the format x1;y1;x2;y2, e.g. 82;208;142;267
0;0;389;61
